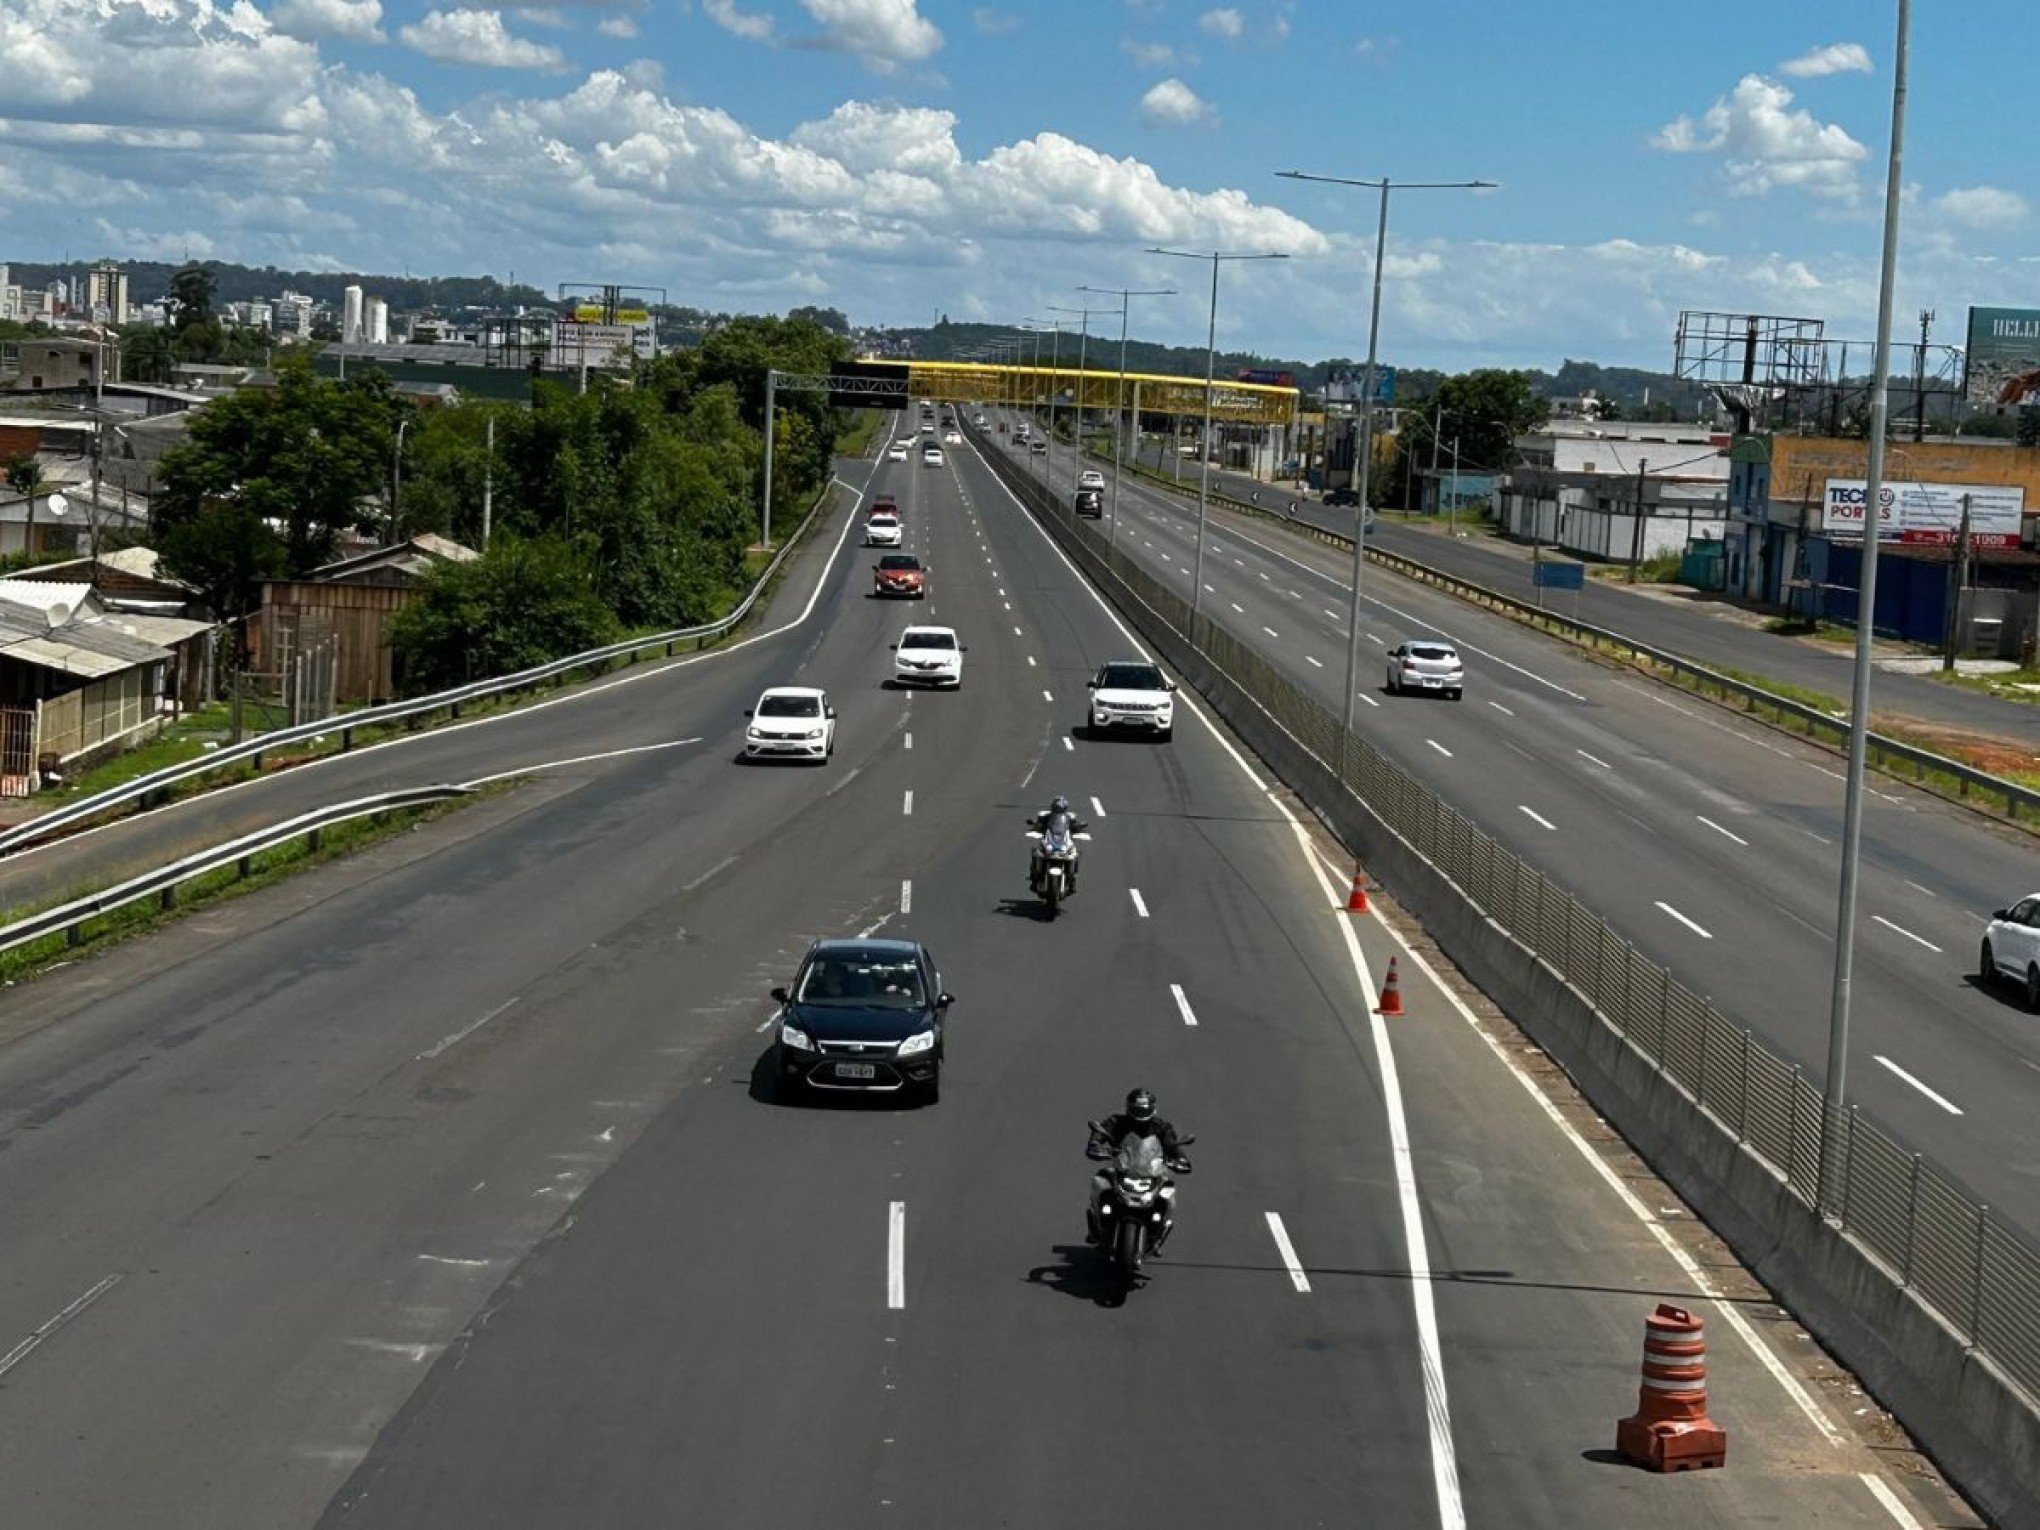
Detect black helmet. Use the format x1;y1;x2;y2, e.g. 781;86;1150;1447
1126;1088;1157;1123
1051;793;1072;815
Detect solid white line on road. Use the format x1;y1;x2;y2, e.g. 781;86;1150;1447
1873;915;1943;954
1874;1055;1964;1116
1487;700;1515;716
1655;901;1714;939
458;737;703;789
418;996;520;1062
1306;655;1324;667
1090;796;1106;818
902;790;914;816
1062;735;1074;751
900;879;912;914
1170;983;1199;1027
1576;749;1613;770
1518;805;1557;831
1264;626;1280;639
888;1201;907;1309
1264;1213;1311;1293
1859;1470;1932;1530
1129;888;1149;918
0;1274;122;1381
1426;739;1453;758
1695;815;1747;846
1230;602;1246;614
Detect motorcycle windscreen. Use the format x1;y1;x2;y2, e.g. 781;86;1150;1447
1042;814;1077;854
1115;1136;1167;1177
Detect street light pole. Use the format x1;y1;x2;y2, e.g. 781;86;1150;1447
1822;0;1912;1217
1049;304;1114;500
1276;169;1494;757
390;417;412;546
1145;250;1289;624
1079;284;1175;550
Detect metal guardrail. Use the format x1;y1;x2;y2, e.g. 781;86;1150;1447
0;476;844;860
0;786;469;958
1100;449;2040;825
977;427;2040;1411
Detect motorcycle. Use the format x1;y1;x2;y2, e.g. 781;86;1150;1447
1087;1126;1195;1287
1025;818;1090;917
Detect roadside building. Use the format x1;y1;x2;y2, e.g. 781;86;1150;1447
1497;421;1732;563
5;337;116;394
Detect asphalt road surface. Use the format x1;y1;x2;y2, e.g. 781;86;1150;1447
1133;439;2040;749
0;416;1967;1527
1008;412;2040;1240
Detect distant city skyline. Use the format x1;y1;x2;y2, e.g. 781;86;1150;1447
3;1;2035;370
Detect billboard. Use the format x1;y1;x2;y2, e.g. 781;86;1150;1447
1963;307;2040;408
574;304;652;324
1236;368;1295;387
1821;478;2025;550
1323;365;1396;405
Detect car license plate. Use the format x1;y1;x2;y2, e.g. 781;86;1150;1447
834;1062;876;1080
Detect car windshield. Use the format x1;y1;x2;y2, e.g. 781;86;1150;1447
902;631;955;650
1408;645;1458;662
757;694;820;718
879;555;920;570
797;956;925;1008
1098;664;1164;690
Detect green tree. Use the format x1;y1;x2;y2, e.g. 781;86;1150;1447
121;324;178;384
169;263;215;334
389;536;618;692
4;453;49;559
1388;368;1548;508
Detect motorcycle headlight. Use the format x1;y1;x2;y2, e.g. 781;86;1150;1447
1120;1176;1154;1196
779;1022;815;1051
896;1029;936;1057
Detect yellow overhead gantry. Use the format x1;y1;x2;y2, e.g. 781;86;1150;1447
880;358;1299;426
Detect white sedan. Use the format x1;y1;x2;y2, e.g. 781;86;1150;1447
944;430;962;445
1981;895;2040;1010
864;511;903;547
744;687;836;763
1078;468;1105;491
892;625;965;689
922;444;945;466
886;442;909;462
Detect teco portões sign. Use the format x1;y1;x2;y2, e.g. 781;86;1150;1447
1822;478;2025;550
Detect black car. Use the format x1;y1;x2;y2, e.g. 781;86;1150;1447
1075;487;1104;518
771;939;953;1101
1324;487;1362;507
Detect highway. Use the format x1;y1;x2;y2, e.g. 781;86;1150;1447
0;416;1960;1528
1130;438;2040;749
1003;410;2040;1239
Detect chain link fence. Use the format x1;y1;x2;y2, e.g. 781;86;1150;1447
990;438;2040;1411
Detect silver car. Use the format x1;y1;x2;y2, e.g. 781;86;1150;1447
1980;894;2040;1010
1385;640;1464;699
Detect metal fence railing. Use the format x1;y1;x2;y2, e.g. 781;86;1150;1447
976;426;2040;1411
0;476;844;860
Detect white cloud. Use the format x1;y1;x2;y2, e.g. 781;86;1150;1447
1779;42;1871;78
1652;74;1866;200
796;0;942;68
1198;7;1242;40
596;13;638;36
1121;38;1186;69
399;9;567;68
1140;77;1215;128
972;7;1018;34
703;0;774;42
513;6;568;27
1933;185;2030;230
271;0;386;42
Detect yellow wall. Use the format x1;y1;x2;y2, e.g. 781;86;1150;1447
1771;435;2040;505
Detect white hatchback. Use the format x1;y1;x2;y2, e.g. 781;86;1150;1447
887;442;909;462
1386;639;1464;699
864;511;903;547
892;625;965;689
1981;895;2040;1010
922;444;945;466
744;687;835;763
1078;468;1105;491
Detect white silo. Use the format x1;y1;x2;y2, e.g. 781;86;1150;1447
366;296;388;345
342;284;364;344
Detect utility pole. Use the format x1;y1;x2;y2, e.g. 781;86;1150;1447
761;368;777;549
1913;308;1934;443
1447;436;1460;538
1942;492;1972;673
1427;401;1442;514
481;412;495;550
1626;457;1650;581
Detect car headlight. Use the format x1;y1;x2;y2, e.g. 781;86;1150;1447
896;1029;936;1057
779;1022;814;1051
804;727;825;739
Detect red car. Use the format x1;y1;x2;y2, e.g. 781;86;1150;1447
871;494;899;517
873;553;926;598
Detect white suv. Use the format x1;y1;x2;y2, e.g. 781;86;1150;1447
744;687;836;763
1086;659;1175;741
892;625;965;689
1981;895;2040;1010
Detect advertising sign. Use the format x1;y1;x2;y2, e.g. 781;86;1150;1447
1821;478;2025;550
1963;307;2040;408
1323;365;1396;405
575;304;652;325
1236;368;1296;387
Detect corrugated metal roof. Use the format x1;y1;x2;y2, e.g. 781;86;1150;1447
0;634;134;679
0;580;92;612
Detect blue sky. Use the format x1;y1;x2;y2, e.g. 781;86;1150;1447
2;0;2035;371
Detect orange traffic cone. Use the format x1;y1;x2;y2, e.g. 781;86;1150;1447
1375;957;1404;1016
1616;1304;1728;1472
1345;864;1371;913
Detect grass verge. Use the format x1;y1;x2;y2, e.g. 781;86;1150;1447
0;791;487;987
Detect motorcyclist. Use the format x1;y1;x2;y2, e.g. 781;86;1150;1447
1086;1088;1192;1247
1027;793;1089;892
